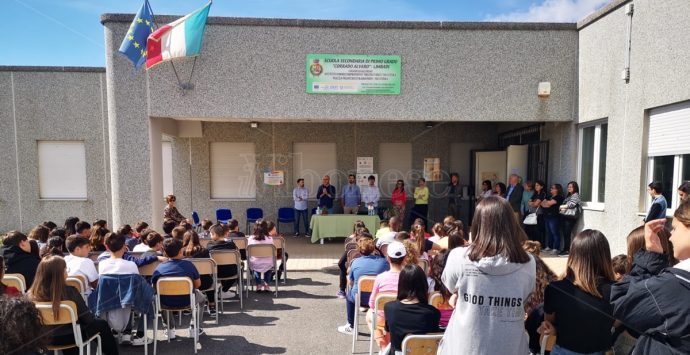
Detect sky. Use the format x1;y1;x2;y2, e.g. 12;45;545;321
0;0;610;67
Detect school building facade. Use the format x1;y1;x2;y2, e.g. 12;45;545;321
1;0;688;253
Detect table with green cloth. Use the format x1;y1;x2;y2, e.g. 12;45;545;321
310;214;380;243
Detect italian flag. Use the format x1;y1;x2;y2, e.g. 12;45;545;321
146;1;212;69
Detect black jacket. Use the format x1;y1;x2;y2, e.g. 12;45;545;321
611;251;690;355
1;245;40;288
507;183;524;213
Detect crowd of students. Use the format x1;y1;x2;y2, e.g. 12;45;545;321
0;212;287;354
337;195;690;355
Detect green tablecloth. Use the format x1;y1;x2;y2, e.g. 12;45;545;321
310;215;380;243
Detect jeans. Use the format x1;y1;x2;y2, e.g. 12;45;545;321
338;251;348;292
253;270;274;286
345;291;371;326
545;215;561;250
561;218;577;252
294;208;309;234
551;344;605;355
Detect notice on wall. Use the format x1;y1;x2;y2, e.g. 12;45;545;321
306;54;401;95
357;157;374;174
424;158;441;182
263;171;285;186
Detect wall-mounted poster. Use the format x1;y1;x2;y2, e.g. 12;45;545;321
424;158;441;182
263;171;284;186
357;157;374;174
306;54;401;95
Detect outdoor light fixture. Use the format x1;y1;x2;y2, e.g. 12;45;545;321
250;122;259;128
538;82;551;98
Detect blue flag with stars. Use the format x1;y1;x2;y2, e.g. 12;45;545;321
119;0;155;70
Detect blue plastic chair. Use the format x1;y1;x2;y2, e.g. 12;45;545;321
245;208;264;234
192;211;201;232
216;208;232;224
277;208;296;234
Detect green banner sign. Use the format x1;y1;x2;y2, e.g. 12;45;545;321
306;54;401;95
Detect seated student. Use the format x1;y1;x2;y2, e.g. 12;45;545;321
119;225;138;251
375;221;390;240
162;220;177;240
612;254;628;282
428;223;446;243
384;264;440;355
0;255;22;296
337;225;369;298
64;235;99;295
227;219;246;239
40;236;65;259
28;224;50;251
133;230;164;257
337;235;389;335
206;223;239;299
182;231;209;258
50;227;66;241
90;226;109;252
523;255;557;355
198;219;213;239
410;224;441;260
376;217;401;248
97;232;164;268
428;249;456;330
1;231;41;288
171;226;186;241
0;295;47;354
247;220;275;292
133;221;149;239
267;221;289;281
42;220;58;232
153;238;207;337
539;230;615;355
29;256;119;355
132;228;152;253
412;218;432;239
75;221;91;238
366;241;406;351
93;219;108;230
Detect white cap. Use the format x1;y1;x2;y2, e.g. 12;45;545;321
387;241;407;258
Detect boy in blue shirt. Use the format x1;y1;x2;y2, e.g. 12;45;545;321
152;238;207;338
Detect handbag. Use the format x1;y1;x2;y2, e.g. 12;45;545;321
559;204;582;219
524;208;539;225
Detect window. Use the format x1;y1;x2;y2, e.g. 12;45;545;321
209;142;256;199
378;143;412;198
38;141;87;199
293;143;337;198
578;122;607;206
162;141;173;196
646;101;690;213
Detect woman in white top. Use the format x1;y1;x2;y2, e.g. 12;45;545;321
438;196;535;355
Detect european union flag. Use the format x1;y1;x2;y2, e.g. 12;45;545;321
119;0;155;70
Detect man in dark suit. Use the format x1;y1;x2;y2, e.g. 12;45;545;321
506;174;524;222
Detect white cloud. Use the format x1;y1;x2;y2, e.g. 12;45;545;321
487;0;610;22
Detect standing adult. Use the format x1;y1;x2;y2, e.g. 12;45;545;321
316;175;336;214
361;175;380;215
341;174;361;215
391;180;407;220
528;180;547;245
645;181;668;222
163;194;187;224
541;184;565;254
447;173;462;221
494;182;507;198
678;181;690;203
438;196;535;354
407;178;429;231
558;181;581;256
477;180;493;202
292;178;310;237
506;174;525;222
521;181;534;219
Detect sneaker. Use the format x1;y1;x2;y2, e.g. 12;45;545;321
543;247;552;252
255;284;265;293
558;250;569;257
336;290;346;299
337;323;353;335
293;232;299;237
131;336;152;346
188;325;205;337
165;328;176;340
208;307;217;316
220;289;237;299
552;249;560;255
120;333;132;345
305;234;311;238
